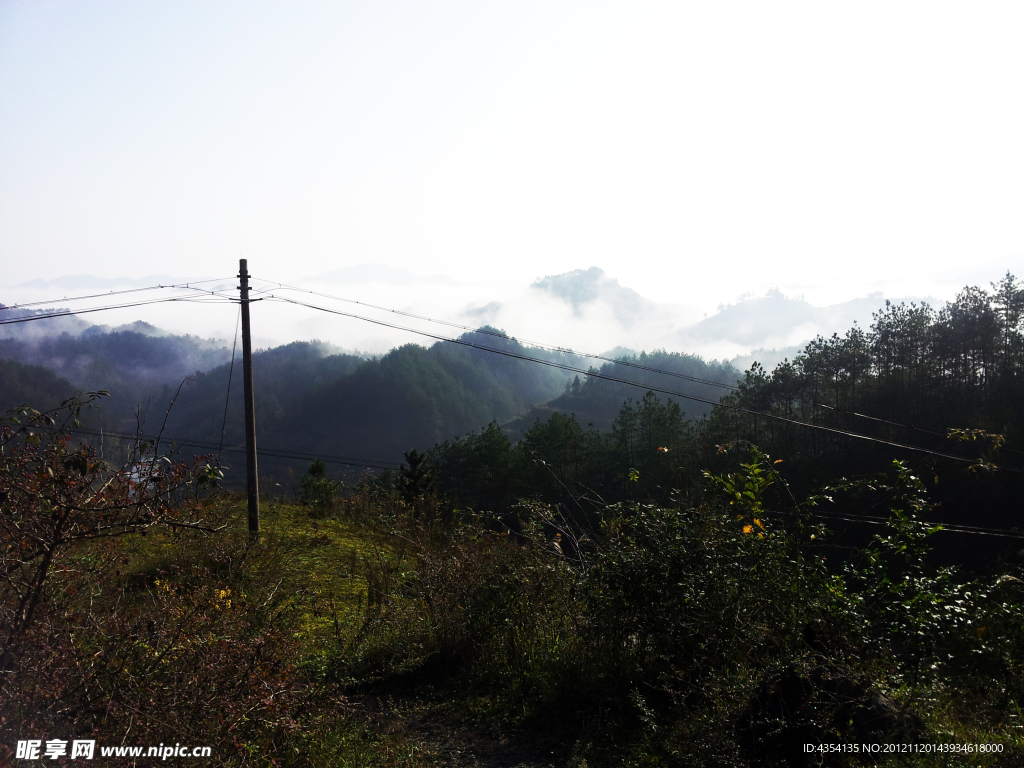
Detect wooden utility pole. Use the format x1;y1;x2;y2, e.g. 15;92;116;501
239;258;260;536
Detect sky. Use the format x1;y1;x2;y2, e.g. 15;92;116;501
2;1;1023;353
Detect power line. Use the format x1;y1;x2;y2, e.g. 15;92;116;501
265;277;1024;461
5;269;1018;473
817;402;1024;456
64;429;1024;537
763;504;1024;539
262;276;1016;455
13;273;1008;461
254;279;742;392
1;277;238;311
264;278;1024;454
0;295;235;326
71;427;401;470
267;294;1023;473
800;509;1024;539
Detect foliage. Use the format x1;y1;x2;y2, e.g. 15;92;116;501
0;359;77;413
0;397;317;764
4;274;1024;765
4;401;1023;766
324;455;1024;766
711;273;1024;461
399;449;435;503
300;457;343;510
430;393;699;513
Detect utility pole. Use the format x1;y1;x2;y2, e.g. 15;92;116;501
238;259;260;536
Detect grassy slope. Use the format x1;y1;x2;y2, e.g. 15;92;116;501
105;491;1023;768
116;495;554;767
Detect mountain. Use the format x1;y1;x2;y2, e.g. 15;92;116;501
502;350;740;440
0;317;593;472
0;325;232;433
160;340;366;451
2;266;995;487
6;267;939;365
465;267;704;346
222;330;584;464
0;306;93;340
0;329;230;391
0;359;78;414
532;267;650;320
463;269;922;361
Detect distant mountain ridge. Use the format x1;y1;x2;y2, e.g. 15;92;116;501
468;267;704;336
673;292;934;353
8;266;947;361
532;267;649;319
465;267;926;359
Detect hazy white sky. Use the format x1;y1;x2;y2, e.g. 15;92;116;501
2;1;1023;325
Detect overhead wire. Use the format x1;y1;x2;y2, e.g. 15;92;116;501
4;277;1016;472
251;278;742;391
63;430;1024;537
766;505;1024;539
818;401;1024;456
7;272;1022;530
252;278;1023;462
71;427;401;470
1;277;238;311
0;294;236;326
265;293;1023;473
19;275;1009;459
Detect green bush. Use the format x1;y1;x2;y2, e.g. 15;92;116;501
300;458;342;511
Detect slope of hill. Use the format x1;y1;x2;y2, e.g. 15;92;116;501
162;340;366;450
503;350;741;440
0;359;78;413
0;305;93;341
275;330;586;461
0;330;230;394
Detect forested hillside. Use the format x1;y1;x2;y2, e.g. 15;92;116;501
505;348;738;434
3;276;1021;521
0;359;76;412
0;323;231;425
0;322;602;467
4;276;1024;767
703;274;1024;534
252;329;589;461
422;274;1024;560
717;275;1024;447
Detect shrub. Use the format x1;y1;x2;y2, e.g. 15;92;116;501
0;398;318;763
300;458;342;511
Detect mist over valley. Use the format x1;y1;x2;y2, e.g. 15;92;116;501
1;264;939;468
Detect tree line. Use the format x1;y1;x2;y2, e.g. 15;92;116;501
412;274;1024;547
702;273;1023;470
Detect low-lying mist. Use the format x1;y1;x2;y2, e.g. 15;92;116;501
1;263;1002;372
